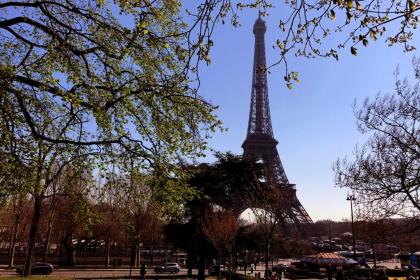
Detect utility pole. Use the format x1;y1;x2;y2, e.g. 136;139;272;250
347;194;357;260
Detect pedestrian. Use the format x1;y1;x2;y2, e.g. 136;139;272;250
407;265;418;280
326;265;333;280
375;269;387;280
251;264;254;274
270;272;276;280
140;263;146;279
265;269;271;280
336;268;344;280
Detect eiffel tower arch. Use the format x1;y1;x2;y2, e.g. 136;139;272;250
241;15;312;225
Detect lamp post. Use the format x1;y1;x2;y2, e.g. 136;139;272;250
347;194;356;260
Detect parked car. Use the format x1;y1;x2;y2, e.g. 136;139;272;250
16;262;54;275
272;264;287;273
154;262;180;273
208;264;226;275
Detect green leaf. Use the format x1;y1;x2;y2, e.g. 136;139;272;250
369;29;377;40
351;46;358;55
330;9;336;20
408;0;416;12
362;38;368;46
140;21;147;28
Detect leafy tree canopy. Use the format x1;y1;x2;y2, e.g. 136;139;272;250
0;0;221;176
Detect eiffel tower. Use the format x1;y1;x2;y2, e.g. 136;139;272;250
242;15;312;224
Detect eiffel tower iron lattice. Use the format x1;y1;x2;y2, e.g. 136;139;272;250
242;15;313;225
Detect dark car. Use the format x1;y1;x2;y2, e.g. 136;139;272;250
16;262;54;275
154;262;180;273
272;264;287;273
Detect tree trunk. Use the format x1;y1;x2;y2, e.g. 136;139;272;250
23;196;43;277
150;241;154;266
42;214;54;262
244;252;247;275
83;243;87;267
187;249;193;277
56;231;61;257
197;248;206;280
229;253;233;280
371;239;377;269
8;214;19;267
218;253;222;280
265;241;270;279
129;240;137;277
105;235;110;267
136;241;141;267
130;241;137;268
125;234;129;257
64;244;76;265
62;232;76;266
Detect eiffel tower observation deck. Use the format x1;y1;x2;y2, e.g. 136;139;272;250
242;15;312;224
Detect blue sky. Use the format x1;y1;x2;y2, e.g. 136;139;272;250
193;7;419;221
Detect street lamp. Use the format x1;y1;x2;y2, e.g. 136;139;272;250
347;194;356;260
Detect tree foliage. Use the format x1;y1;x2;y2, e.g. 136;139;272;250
248;186;298;276
334;58;420;217
53;166;96;265
0;79;93;276
0;0;222;174
0;2;232;275
164;153;263;280
202;209;240;255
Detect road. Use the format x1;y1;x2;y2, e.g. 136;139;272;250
0;259;402;278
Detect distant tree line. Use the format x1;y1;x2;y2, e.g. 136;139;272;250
0;152;317;280
1;174;419;273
